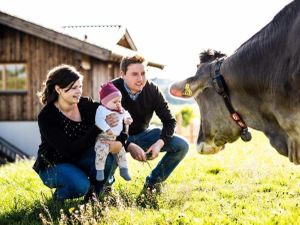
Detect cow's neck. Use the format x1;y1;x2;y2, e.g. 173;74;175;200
212;59;252;142
212;0;300;164
222;53;300;164
221;57;273;132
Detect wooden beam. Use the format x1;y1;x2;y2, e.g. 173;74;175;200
0;11;111;61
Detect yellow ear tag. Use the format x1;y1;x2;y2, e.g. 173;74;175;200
183;83;192;97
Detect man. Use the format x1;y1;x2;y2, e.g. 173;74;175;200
112;54;189;205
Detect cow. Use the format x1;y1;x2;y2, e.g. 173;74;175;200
169;0;300;165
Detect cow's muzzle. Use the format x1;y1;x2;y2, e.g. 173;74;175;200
197;142;225;154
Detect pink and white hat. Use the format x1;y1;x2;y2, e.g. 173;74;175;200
99;82;121;106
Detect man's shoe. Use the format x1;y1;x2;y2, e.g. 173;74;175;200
136;183;161;209
103;186;113;195
144;183;162;195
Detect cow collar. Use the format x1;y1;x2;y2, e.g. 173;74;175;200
212;58;252;142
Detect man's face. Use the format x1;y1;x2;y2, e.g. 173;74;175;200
121;63;147;94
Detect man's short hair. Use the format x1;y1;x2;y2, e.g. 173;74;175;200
120;55;147;73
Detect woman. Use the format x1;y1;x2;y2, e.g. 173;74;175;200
33;64;126;201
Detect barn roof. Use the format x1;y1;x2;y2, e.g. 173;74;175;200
0;10;164;69
59;25;137;51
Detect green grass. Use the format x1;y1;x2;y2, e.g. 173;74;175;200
1;130;300;224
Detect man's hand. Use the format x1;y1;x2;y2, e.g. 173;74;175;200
104;140;122;154
127;143;147;162
105;113;119;127
146;139;164;160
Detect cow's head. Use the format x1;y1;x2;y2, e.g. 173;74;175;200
170;49;241;154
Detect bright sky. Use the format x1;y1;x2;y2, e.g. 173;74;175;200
0;0;293;80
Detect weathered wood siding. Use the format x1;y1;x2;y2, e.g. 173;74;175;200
91;61;120;101
0;24;117;121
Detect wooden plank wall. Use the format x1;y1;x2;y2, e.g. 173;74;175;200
91;61;120;100
0;25;111;121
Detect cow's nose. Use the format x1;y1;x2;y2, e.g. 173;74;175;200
169;87;182;97
197;142;224;154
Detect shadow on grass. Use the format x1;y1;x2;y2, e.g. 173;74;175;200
0;198;83;225
0;188;160;225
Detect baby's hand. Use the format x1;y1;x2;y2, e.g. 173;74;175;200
106;129;114;135
124;117;133;125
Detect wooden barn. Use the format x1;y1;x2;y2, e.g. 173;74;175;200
0;10;164;162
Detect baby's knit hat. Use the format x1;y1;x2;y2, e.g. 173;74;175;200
99;82;122;106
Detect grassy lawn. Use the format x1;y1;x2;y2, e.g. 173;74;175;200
1;130;300;224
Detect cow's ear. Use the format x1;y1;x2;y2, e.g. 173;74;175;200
214;50;227;59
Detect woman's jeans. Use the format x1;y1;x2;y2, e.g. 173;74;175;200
127;127;189;186
39;147;116;201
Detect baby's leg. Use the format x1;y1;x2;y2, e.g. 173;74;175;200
95;141;110;181
116;147;131;181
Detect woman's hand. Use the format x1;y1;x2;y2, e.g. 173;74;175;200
105;113;119;127
104;140;122;154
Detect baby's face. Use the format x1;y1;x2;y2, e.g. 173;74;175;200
106;96;122;111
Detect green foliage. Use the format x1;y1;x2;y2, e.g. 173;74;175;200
5;77;26;90
0;63;27;90
1;130;300;224
149;103;199;128
176;105;196;127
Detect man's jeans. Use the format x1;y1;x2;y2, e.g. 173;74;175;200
127;127;189;186
39;147;116;201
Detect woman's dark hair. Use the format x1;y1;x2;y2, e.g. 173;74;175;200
37;64;83;105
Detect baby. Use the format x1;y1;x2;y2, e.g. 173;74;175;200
95;82;132;181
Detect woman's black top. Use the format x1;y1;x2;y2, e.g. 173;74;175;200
33;97;101;172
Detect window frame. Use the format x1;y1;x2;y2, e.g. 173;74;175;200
0;63;28;94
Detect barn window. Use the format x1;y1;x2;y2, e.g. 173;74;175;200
0;63;27;92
